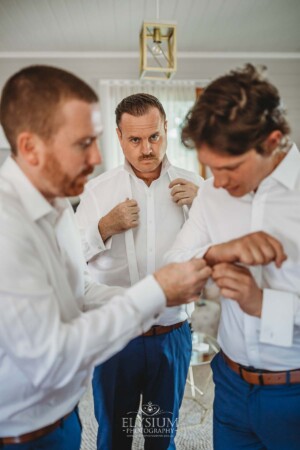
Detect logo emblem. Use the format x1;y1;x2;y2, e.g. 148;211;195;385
141;401;160;416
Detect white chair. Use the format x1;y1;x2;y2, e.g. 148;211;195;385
185;298;221;421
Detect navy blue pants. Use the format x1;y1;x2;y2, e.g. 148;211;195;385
211;351;300;450
0;408;81;450
92;321;192;450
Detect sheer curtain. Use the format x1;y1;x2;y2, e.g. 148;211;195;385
99;80;200;173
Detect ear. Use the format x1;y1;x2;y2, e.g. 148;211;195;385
116;127;122;143
16;132;42;166
164;120;168;133
264;130;283;154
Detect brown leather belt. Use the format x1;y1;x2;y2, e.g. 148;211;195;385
222;351;300;386
0;409;74;445
142;320;186;337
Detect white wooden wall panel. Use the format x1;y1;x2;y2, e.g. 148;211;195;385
0;56;299;146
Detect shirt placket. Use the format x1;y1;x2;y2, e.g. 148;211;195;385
146;185;156;275
244;190;268;367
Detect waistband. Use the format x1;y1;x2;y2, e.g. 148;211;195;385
222;351;300;386
142;320;187;337
0;408;74;445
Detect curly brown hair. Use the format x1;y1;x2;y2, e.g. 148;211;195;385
181;64;290;155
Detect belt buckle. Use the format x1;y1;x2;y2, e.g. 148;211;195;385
243;365;258;373
240;365;263;385
243;365;270;385
152;326;158;336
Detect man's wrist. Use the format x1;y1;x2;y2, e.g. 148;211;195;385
204;245;221;266
98;216;112;242
204;242;237;266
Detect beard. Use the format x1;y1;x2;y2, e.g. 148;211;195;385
41;152;94;198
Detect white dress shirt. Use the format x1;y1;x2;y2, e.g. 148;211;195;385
0;157;166;436
76;157;202;326
165;144;300;371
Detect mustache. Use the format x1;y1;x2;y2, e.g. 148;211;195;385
138;155;157;161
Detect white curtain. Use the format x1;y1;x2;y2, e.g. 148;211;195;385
99;80;200;173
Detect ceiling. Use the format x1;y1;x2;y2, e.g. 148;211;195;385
0;0;299;55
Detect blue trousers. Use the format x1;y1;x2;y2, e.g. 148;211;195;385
0;408;81;450
211;351;300;450
92;321;192;450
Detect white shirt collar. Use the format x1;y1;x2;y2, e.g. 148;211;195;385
0;156;68;223
269;143;300;190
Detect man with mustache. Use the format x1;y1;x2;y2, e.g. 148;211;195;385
0;68;211;450
75;93;202;450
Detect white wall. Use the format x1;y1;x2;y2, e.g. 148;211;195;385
0;56;299;147
0;123;9;165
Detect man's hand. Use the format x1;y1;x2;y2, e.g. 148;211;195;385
154;259;211;307
212;263;263;317
205;231;287;268
98;199;139;242
169;178;199;206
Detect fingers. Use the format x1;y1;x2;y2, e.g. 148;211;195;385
211;262;263;316
124;198;139;208
155;259;212;306
242;236;275;266
126;211;139;229
190;257;210;271
214;274;246;294
169;178;189;188
125;200;139;227
130;218;139;228
212;263;245;289
178;260;211;300
198;231;286;269
170;183;192;196
213;260;250;283
169;180;198;206
212;262;249;278
172;193;192;206
265;234;287;268
219;288;241;301
231;231;287;267
189;259;212;292
109;199;140;231
170;185;189;198
122;199;139;215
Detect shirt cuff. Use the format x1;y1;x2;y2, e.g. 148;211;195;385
86;220;112;253
126;275;166;332
260;288;295;347
194;244;212;260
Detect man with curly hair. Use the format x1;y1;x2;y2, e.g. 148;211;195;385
166;64;300;450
